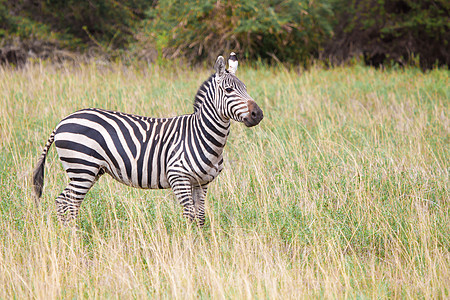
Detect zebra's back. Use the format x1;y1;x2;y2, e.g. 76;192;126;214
54;108;183;189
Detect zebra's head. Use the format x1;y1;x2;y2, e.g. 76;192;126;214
213;54;263;127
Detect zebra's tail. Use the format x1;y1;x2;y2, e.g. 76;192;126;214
32;129;56;205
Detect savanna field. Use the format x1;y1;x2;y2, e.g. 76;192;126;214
0;61;448;298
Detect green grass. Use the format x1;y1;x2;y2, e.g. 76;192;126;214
0;61;448;298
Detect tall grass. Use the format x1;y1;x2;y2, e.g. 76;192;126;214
0;61;448;298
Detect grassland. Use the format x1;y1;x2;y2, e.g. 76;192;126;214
0;61;448;298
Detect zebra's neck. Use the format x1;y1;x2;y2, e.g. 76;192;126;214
191;101;230;163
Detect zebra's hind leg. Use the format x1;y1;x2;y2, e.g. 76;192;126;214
56;173;102;225
192;185;208;227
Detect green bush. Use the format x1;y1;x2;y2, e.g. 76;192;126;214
138;0;335;64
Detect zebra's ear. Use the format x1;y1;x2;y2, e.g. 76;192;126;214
228;52;238;75
214;56;226;82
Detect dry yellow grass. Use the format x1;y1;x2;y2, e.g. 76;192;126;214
0;61;448;298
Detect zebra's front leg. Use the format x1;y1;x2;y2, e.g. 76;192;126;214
192;185;208;227
169;177;196;222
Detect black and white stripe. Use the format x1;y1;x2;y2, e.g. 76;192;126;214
32;55;263;226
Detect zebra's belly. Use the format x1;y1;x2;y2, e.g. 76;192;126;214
106;168;171;190
107;165;170;189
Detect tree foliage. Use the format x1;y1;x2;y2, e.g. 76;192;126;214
1;0;153;50
324;0;449;69
0;0;448;68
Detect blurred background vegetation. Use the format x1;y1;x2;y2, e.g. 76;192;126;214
0;0;448;69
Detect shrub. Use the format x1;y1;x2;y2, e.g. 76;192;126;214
138;0;335;64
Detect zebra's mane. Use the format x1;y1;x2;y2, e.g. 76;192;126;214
193;74;215;113
193;70;236;113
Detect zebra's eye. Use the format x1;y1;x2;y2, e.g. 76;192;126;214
225;87;233;93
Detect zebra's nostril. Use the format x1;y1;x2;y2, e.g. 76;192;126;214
244;101;263;127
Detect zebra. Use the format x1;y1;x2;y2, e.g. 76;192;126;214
32;54;263;227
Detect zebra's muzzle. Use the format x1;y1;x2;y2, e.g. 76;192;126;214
243;100;264;127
